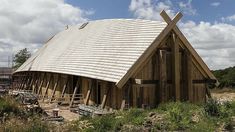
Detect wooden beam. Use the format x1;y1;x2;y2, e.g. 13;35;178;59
159;50;167;102
172;34;180;100
49;74;60;103
37;73;46;95
120;99;126;111
84;79;93;105
117;11;183;88
42;74;52;102
60;76;68;98
186;52;193;102
69;79;80;108
160;10;217;81
33;74;39;93
134;79;159;84
192;79;217;84
101;84;111;109
29;73;35;91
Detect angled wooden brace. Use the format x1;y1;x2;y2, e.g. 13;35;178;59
160;10;217;82
49;74;60;103
42;74;52;102
117;10;182;88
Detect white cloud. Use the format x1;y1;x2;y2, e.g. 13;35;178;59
0;0;93;67
129;0;175;20
180;21;235;70
210;2;220;7
221;14;235;22
129;0;235;70
178;0;196;15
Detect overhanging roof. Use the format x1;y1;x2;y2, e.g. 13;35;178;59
15;11;217;88
15;19;167;83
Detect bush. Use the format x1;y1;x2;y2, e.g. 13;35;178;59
155;102;203;131
0;116;52;132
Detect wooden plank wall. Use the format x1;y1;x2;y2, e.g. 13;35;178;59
131;36;207;107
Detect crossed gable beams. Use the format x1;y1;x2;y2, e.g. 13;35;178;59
117;10;217;88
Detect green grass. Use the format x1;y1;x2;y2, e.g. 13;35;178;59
71;100;235;132
0;96;234;131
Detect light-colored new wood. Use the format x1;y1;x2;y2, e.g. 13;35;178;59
160;10;216;81
117;11;182;88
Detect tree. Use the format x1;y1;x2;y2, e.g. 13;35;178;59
13;48;31;69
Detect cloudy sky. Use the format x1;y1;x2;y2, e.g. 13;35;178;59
0;0;235;70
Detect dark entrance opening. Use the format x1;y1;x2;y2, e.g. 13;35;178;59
96;82;101;104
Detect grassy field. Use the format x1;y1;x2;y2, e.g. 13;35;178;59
0;95;234;132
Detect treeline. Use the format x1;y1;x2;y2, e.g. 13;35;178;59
212;66;235;88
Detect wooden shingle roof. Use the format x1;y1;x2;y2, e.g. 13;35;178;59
16;13;216;88
16;19;167;83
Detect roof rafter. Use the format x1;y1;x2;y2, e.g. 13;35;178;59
116;10;182;88
160;10;217;81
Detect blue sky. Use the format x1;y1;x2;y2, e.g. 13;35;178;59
0;0;235;69
66;0;235;25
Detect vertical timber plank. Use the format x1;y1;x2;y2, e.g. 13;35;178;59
172;34;180;100
187;52;193;102
159;50;167;102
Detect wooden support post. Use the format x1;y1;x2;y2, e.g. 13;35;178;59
84;79;93;105
29;73;35;91
101;84;111;109
69;79;80;108
24;73;31;90
42;74;52;102
159;50;167;102
206;84;212;98
20;74;27;90
49;75;60;103
32;74;39;93
120;99;126;111
172;34;180;100
37;73;46;95
186;52;193;102
60;77;68;98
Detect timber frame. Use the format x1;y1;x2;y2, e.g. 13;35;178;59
13;10;217;110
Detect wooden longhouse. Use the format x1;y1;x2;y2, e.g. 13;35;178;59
13;11;217;110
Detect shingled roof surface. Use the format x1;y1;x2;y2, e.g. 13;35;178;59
16;19;167;83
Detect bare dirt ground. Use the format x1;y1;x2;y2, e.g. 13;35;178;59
211;88;235;102
39;101;79;121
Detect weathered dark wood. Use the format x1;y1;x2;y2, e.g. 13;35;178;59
37;73;46;95
192;79;217;84
172;34;180;100
187;53;193;102
60;76;68;98
84;79;93;105
159;50;167;102
101;85;111;109
33;74;39;93
49;74;60;103
69;79;80;108
42;74;52;101
134;79;159;84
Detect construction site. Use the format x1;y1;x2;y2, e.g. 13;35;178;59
2;11;219;122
